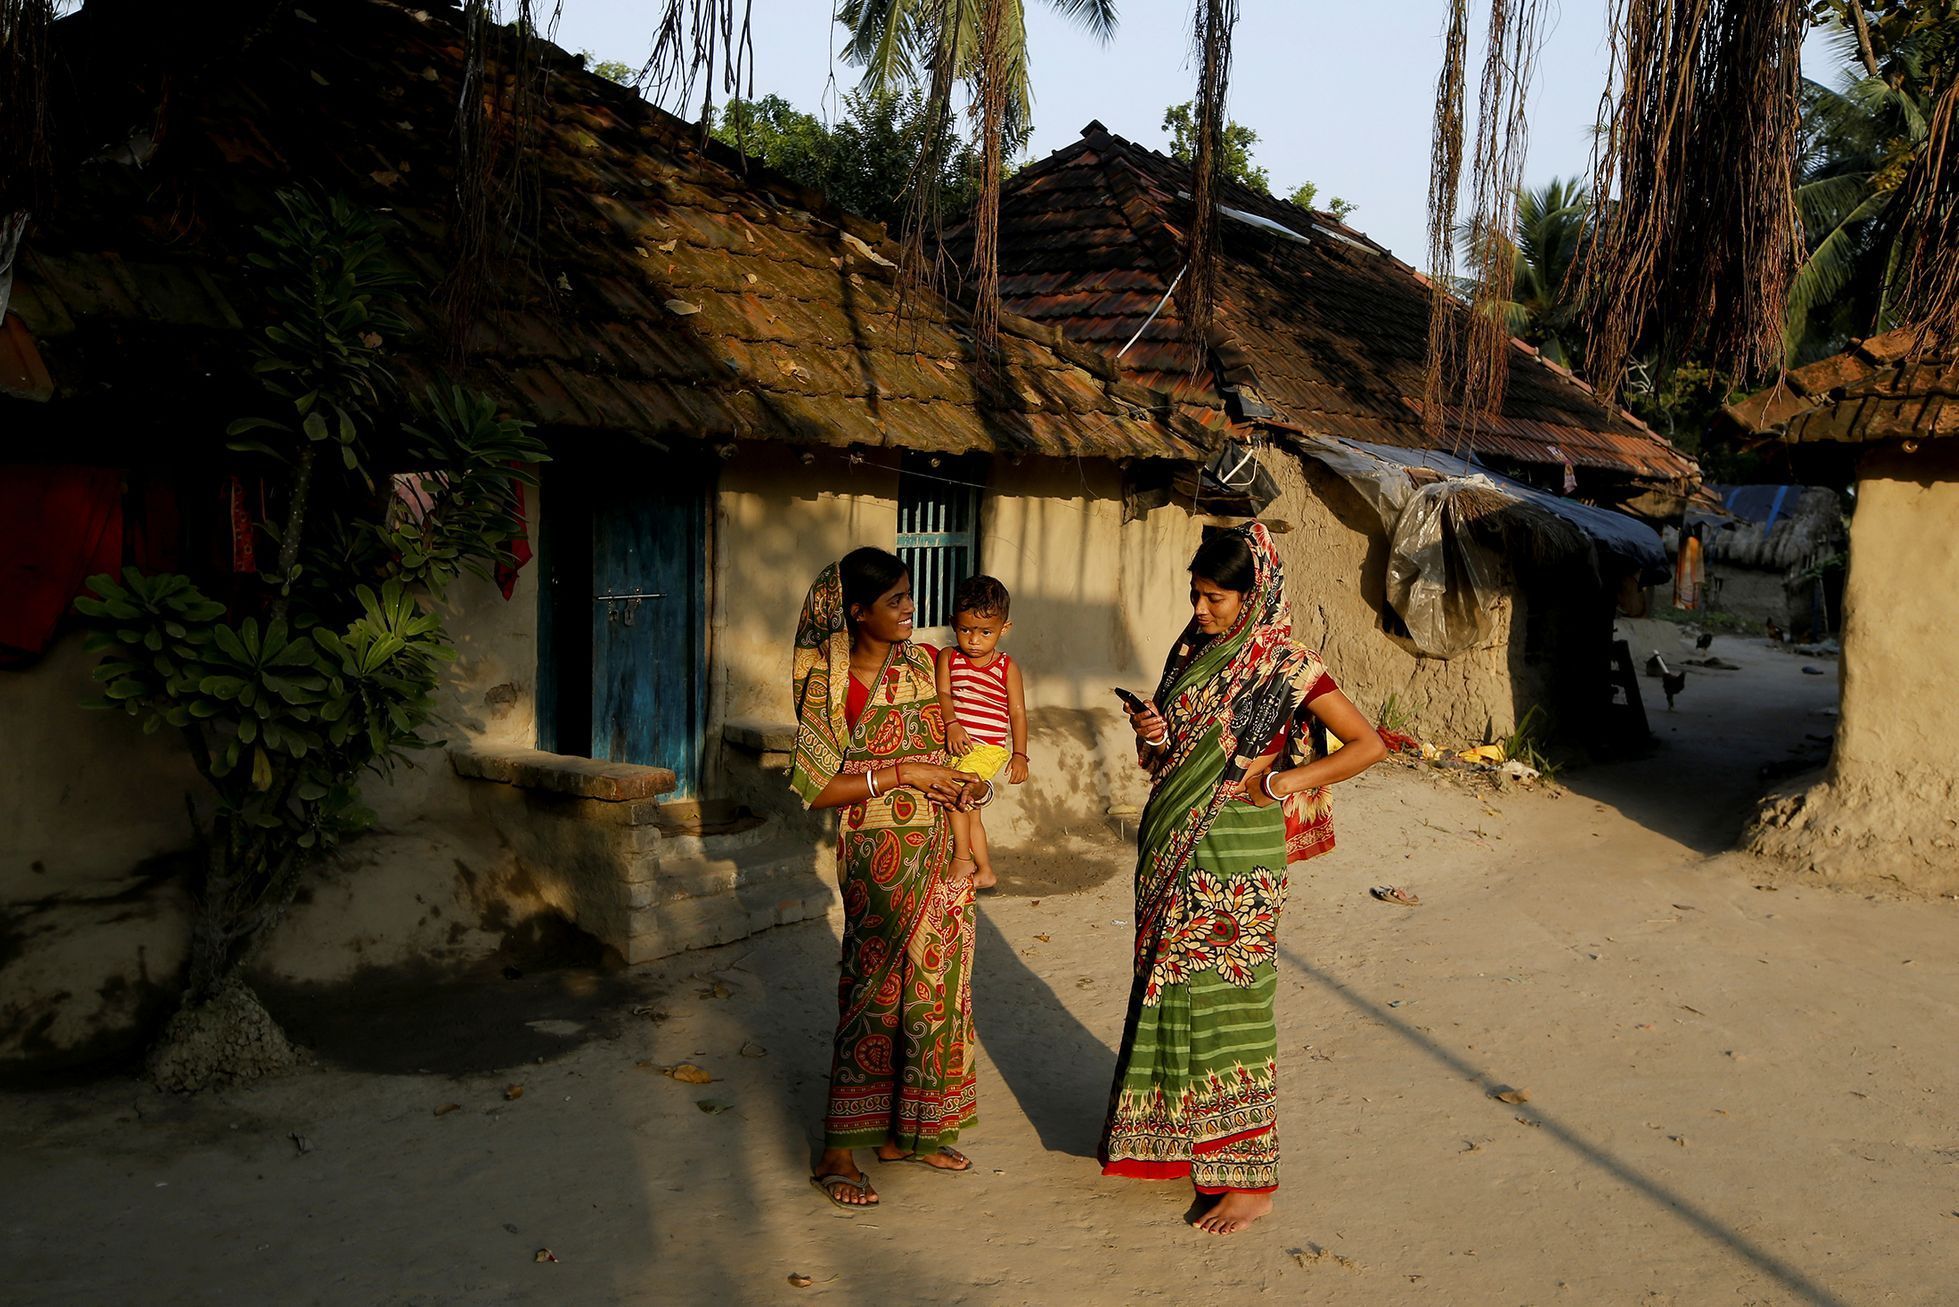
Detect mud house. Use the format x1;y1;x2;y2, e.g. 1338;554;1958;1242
1725;330;1958;891
980;123;1695;744
0;2;1702;1076
1666;485;1847;636
0;0;1225;1072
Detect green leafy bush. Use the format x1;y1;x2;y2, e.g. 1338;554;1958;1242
75;192;546;1082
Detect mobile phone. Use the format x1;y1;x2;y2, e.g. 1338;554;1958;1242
1113;687;1150;714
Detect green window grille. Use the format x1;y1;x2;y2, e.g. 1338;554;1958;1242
896;453;982;630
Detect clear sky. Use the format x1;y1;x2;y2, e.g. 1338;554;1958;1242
551;1;1852;270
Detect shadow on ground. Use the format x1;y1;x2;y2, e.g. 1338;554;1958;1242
974;908;1117;1159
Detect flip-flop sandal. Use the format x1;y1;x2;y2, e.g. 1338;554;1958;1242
1370;885;1421;907
879;1146;971;1172
810;1172;878;1209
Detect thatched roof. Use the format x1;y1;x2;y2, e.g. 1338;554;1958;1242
1689;486;1845;572
0;0;1212;464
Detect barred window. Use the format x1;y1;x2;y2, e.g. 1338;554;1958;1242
896;453;983;631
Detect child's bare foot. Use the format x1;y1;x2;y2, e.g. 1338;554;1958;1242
1193;1190;1273;1235
972;863;998;890
950;857;979;882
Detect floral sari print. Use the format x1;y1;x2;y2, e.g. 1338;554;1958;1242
791;564;978;1152
1100;523;1339;1195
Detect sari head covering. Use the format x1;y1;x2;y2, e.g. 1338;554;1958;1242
787;558;944;801
1140;524;1336;899
789;563;852;806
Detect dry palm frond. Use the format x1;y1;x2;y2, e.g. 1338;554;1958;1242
640;0;755;128
894;0;966;331
968;0;1010;361
1580;0;1806;395
1891;75;1959;346
0;0;55;216
443;0;565;362
1422;0;1547;449
1179;0;1239;352
1457;0;1546;446
1423;0;1470;445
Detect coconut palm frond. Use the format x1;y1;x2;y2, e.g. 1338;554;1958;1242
1796;170;1876;230
838;0;927;97
1787;189;1890;335
1045;0;1118;40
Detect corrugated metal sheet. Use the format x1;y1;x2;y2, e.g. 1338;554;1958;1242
6;2;1211;464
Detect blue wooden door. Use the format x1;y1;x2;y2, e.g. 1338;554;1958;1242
588;471;704;794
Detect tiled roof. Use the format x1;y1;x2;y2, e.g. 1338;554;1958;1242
2;2;1211;463
987;123;1698;490
1723;330;1957;446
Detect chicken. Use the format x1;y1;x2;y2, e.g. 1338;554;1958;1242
1695;632;1714;652
1765;619;1783;644
1650;651;1687;710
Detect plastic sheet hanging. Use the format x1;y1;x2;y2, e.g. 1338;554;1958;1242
1384;478;1510;657
1172;438;1281;516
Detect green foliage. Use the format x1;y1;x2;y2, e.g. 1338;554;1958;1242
386;386;548;597
582;52;639;86
1375;691;1413;735
1500;705;1559;780
75;191;546;1001
1163;100;1269;193
711;89;983;230
1464;177;1589;368
1162;102;1357;217
224;192;407;493
835;0;1118;150
1285;181;1356;221
1787;5;1958;360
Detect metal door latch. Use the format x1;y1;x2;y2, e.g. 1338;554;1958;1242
597;592;665;627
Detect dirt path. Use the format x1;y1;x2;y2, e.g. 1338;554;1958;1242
6;632;1956;1306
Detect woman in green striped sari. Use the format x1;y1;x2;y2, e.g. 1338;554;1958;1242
1100;524;1387;1235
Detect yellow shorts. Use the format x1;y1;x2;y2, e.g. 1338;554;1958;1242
951;743;1011;782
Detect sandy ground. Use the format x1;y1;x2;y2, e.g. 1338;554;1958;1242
7;627;1958;1306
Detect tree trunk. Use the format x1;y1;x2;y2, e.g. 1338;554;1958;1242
1845;1;1881;80
153;814;304;1091
269;440;316;624
147;975;299;1092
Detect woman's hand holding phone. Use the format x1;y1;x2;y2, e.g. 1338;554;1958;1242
1117;688;1169;748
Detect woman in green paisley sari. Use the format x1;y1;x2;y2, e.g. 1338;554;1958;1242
792;547;988;1212
1101;523;1387;1235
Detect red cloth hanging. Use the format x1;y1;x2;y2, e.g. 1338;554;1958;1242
495;480;534;599
225;474;258;574
0;466;125;668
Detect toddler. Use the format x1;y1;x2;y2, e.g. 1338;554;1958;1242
934;575;1029;890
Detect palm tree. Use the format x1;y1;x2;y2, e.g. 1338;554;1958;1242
1787;30;1941;362
1473;177;1589;368
835;0;1118;152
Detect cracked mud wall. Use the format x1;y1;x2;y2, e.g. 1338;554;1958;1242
1750;442;1959;892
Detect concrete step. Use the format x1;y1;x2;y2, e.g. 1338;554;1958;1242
624;835;839;964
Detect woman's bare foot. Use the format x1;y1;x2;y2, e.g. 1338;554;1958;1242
875;1142;972;1170
813;1149;878;1206
1193;1190;1273;1235
971;862;998;890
